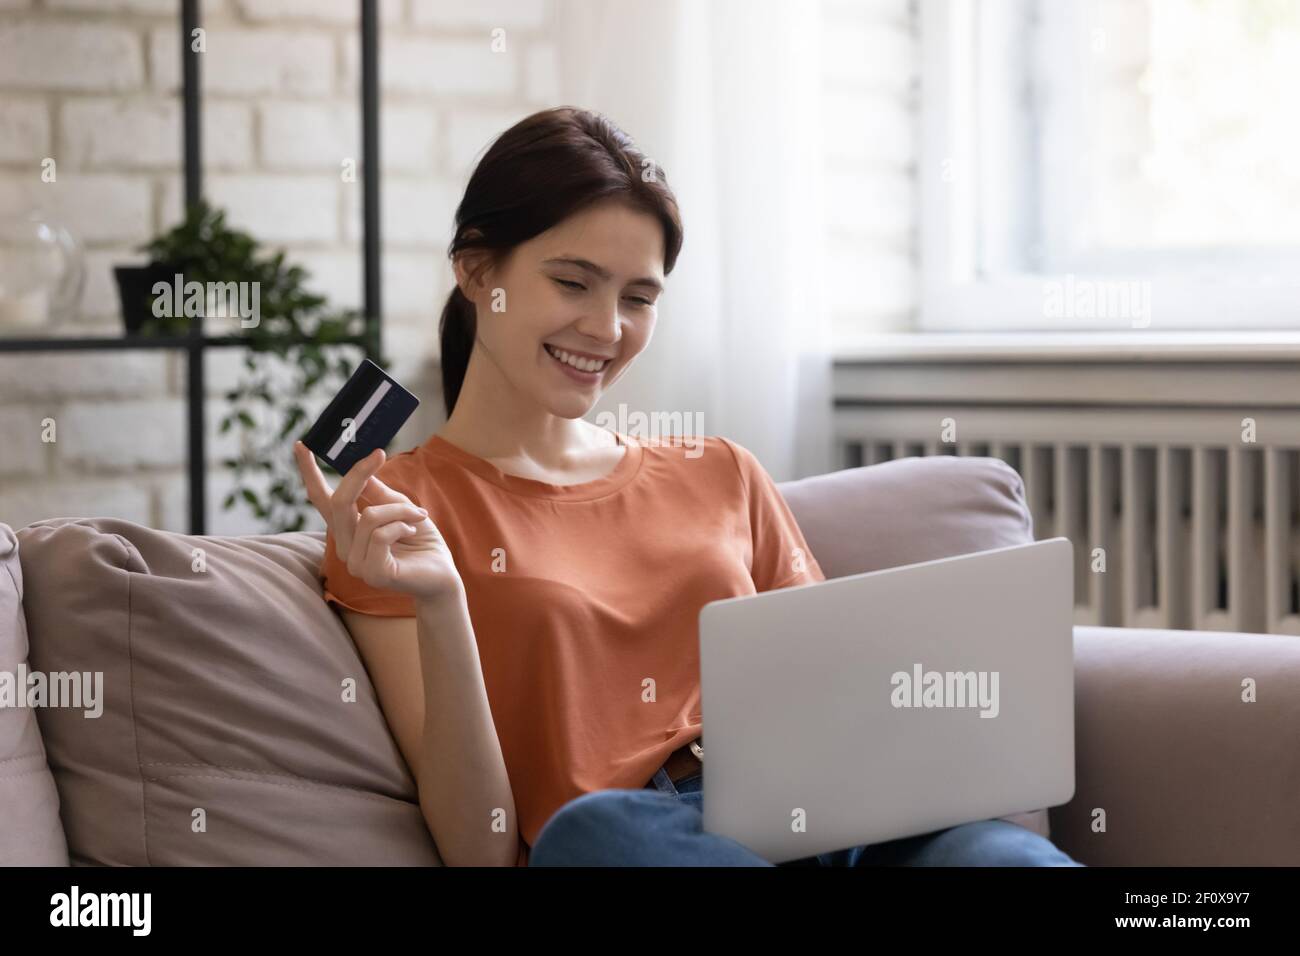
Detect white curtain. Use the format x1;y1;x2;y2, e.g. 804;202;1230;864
556;0;833;481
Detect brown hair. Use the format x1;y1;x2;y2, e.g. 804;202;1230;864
438;107;684;415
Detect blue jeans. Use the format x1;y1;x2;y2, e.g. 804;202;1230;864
530;767;1084;866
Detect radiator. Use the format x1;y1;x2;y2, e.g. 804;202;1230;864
834;414;1300;636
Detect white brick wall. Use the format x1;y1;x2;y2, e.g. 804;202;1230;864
0;172;154;242
0;352;168;401
410;0;548;30
208;174;341;243
0;0;563;533
0;0;917;534
341;36;518;97
0;20;144;91
0;99;49;162
5;479;153;528
443;106;535;178
61;98;182;169
0;407;46;478
149;28;336;96
231;0;402;27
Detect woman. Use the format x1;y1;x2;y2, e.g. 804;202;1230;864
293;106;1082;868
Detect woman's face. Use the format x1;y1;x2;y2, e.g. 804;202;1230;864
456;200;666;420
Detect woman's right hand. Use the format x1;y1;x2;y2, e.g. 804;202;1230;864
294;440;464;602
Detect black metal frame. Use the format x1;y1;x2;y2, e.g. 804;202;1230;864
0;0;382;534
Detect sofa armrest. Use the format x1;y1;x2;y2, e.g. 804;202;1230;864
0;523;69;865
1051;625;1300;866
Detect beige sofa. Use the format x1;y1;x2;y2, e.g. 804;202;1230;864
3;454;1297;866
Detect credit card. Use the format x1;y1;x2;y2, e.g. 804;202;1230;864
300;358;420;474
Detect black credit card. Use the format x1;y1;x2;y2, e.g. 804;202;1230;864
300;358;420;474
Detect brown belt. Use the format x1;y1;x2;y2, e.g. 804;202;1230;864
646;738;703;788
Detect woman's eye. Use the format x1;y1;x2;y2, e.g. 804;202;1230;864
554;278;585;291
626;296;654;308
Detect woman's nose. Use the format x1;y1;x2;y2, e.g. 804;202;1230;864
576;295;621;343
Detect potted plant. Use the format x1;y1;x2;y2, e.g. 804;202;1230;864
116;200;373;531
112;260;177;335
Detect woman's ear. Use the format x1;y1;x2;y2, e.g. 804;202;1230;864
453;244;492;300
452;252;472;296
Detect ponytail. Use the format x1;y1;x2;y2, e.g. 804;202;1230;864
438;284;477;416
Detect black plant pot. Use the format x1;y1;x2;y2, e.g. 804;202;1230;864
113;262;179;335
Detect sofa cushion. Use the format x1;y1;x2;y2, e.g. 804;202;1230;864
16;518;440;866
778;455;1052;838
0;523;69;865
777;454;1036;579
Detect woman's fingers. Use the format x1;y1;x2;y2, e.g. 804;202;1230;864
292;442;405;512
330;449;386;555
336;448;385;509
346;502;425;578
355;502;427;540
359;519;415;580
292;441;422;577
292;441;334;517
346;516;412;580
293;441;423;580
358;472;410;508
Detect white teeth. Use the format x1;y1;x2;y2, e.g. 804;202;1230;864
546;344;608;373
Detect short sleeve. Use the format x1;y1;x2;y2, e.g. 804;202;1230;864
319;455;425;619
720;438;827;592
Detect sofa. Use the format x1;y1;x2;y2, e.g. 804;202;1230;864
3;454;1297;866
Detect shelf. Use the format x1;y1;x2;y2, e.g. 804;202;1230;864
6;0;385;537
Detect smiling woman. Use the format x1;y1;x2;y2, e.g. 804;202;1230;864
436;107;683;421
302;105;1079;870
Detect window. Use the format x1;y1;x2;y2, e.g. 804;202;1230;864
921;0;1300;331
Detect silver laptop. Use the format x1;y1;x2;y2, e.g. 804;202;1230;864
698;537;1075;863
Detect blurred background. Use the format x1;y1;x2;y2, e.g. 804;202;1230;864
1;0;1298;635
0;0;882;529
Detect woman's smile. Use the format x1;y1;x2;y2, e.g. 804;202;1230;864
543;343;611;384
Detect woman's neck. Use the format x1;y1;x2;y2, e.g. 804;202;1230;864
440;412;612;463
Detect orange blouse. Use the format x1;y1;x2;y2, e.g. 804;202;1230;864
320;431;826;865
